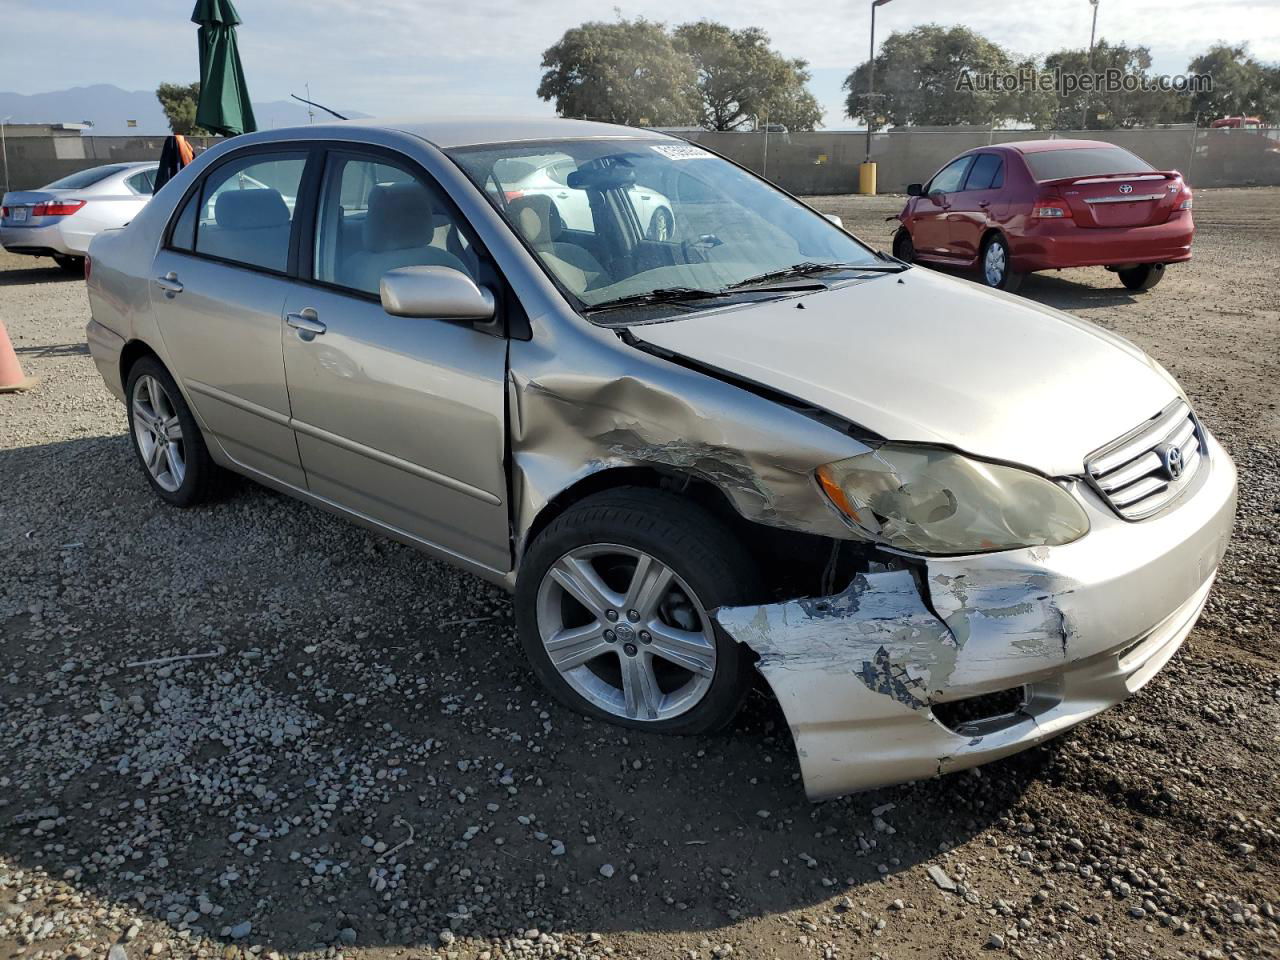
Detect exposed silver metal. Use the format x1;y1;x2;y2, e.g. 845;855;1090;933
983;240;1006;286
1085;399;1205;519
535;544;716;722
131;374;185;492
379;265;496;320
1083;192;1163;204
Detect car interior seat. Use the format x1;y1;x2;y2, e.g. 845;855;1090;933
204;188;292;271
342;182;471;294
505;194;609;293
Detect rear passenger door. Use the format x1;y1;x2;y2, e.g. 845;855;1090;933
946;153;1005;262
280;149;510;573
151;148;311;487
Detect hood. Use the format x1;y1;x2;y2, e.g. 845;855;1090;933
627;268;1180;477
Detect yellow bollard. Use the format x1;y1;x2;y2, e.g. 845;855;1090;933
858;162;878;196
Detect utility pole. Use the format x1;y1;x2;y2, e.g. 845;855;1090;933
0;117;10;195
1081;0;1100;130
860;0;893;194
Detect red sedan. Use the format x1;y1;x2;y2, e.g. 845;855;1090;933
891;139;1194;293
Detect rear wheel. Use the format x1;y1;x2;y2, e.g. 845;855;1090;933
515;488;762;735
891;228;915;263
125;356;225;506
1118;263;1165;291
980;233;1024;293
52;254;84;275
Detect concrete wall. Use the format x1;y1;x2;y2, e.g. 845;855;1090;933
5;128;1277;196
679;126;1280;195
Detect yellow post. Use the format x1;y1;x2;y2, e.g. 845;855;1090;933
858;162;877;195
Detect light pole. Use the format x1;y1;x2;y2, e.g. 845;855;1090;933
864;0;893;164
0;117;11;195
1081;0;1100;130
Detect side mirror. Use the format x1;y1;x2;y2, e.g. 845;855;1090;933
823;213;844;228
906;183;924;197
380;265;495;321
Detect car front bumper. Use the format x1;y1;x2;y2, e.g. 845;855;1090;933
716;429;1237;800
1012;214;1194;272
0;220;76;257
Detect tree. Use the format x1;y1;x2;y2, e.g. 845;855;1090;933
1184;45;1280;123
155;82;209;136
1041;41;1181;129
843;25;1028;128
537;19;700;127
674;22;822;131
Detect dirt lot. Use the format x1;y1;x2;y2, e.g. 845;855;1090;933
1;188;1277;960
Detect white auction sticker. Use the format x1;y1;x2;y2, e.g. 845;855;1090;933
650;144;711;160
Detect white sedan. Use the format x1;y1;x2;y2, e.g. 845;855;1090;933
501;156;675;240
1;161;159;272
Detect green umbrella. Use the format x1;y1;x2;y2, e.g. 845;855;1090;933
192;0;257;136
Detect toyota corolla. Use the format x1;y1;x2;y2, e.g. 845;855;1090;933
83;118;1236;799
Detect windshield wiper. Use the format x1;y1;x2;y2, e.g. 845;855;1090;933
725;260;904;291
582;286;726;314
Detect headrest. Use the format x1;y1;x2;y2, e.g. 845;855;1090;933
507;194;562;247
365;182;435;253
215;188;290;230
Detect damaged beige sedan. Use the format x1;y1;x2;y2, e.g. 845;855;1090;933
84;118;1237;799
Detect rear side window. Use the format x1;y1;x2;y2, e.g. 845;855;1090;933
192;153;307;273
126;169;156;195
43;165;132;190
964;154;1004;191
928;156;973;194
169;190;199;250
1023;146;1152;181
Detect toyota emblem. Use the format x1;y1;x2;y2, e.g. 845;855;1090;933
1119;183;1134;194
1159;444;1184;480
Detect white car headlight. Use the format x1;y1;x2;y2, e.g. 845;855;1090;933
816;444;1089;555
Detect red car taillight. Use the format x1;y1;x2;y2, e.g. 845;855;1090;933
1;206;7;217
1031;195;1072;219
32;199;86;217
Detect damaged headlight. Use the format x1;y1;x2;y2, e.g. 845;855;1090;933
816;445;1089;555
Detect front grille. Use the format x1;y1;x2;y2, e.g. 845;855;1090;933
1085;399;1205;520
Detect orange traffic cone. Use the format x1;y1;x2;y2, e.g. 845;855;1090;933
0;319;39;393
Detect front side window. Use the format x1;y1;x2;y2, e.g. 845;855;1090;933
193;153;306;273
449;139;880;309
928;156;974;195
312;154;478;296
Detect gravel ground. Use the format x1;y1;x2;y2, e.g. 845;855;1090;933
1;187;1277;960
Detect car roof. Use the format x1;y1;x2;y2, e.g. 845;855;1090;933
339;116;678;149
1000;139;1119;155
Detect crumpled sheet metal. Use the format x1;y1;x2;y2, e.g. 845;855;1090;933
507;327;872;553
715;565;1084;799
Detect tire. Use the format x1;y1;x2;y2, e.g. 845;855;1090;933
53;254;84;275
647;207;674;242
891;228;915;263
1118;263;1165;291
515;487;763;735
124;355;226;507
980;233;1024;293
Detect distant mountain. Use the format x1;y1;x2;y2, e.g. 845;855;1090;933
0;84;369;135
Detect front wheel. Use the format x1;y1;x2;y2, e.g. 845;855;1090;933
891;228;915;263
647;207;674;241
980;234;1024;293
515;488;762;735
1118;263;1165;291
52;254;84;275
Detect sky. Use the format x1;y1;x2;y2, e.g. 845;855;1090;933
2;0;1279;128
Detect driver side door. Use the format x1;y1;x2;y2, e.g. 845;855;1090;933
911;155;973;259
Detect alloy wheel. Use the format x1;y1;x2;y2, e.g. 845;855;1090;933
535;544;717;722
984;241;1007;286
131;374;186;492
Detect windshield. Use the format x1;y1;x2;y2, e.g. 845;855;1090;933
447;139;881;310
43;165;132;190
1023;147;1153;181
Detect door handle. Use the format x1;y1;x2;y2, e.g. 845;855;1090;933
286;309;326;337
556;191;569;199
978;200;991;208
154;272;183;295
